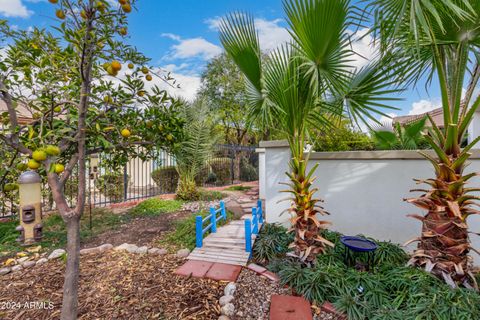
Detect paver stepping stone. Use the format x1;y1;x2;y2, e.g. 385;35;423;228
205;262;242;282
269;295;312;320
174;260;213;278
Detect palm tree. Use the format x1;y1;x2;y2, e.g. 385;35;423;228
219;0;400;263
372;117;429;150
369;0;480;287
174;99;218;201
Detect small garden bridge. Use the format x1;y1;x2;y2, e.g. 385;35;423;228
188;189;263;266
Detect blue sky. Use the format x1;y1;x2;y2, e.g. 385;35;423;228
1;0;442;121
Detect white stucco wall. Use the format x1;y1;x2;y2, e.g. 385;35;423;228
260;140;480;264
256;148;266;200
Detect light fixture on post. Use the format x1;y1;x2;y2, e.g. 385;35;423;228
16;170;43;245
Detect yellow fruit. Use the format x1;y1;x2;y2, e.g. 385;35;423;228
128;63;134;69
48;0;58;3
54;106;61;112
103;62;111;71
80;10;87;20
118;0;128;4
32;150;47;162
121;128;131;138
56;9;66;20
138;90;145;97
141;67;149;74
96;1;106;13
107;65;117;76
146;74;152;81
27;159;40;170
166;134;174;141
45;145;61;156
119;27;127;36
111;60;122;71
54;164;65;174
122;3;132;13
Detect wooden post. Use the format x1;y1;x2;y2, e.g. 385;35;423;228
245;219;252;252
210;207;217;233
195;215;203;248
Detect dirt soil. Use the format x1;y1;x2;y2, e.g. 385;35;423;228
0;251;225;320
81;210;192;249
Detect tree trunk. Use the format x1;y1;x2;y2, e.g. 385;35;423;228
61;217;81;320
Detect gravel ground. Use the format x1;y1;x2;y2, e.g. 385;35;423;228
233;268;291;319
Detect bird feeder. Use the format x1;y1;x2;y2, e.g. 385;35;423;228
16;170;43;245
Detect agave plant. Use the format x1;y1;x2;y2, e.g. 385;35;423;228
369;0;480;287
174;99;217;201
219;0;399;263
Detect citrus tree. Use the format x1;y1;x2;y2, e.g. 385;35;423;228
0;1;183;318
219;0;400;263
369;0;480;288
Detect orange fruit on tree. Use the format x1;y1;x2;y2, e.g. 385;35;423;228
119;27;127;36
146;74;152;81
48;0;58;3
106;65;117;76
111;60;122;71
121;3;132;13
56;9;66;20
118;0;128;4
128;63;134;69
121;128;131;138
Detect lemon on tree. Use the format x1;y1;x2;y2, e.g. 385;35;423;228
27;159;41;170
128;63;134;69
54;164;65;174
141;66;149;74
32;149;47;162
54;106;62;113
146;74;152;81
122;3;132;13
121;128;131;138
119;27;127;36
46;145;61;156
56;9;66;20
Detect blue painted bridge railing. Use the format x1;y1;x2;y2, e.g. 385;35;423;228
195;200;226;248
245;199;263;253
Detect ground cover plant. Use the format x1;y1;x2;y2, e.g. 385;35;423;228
224;185;252;191
254;225;480;320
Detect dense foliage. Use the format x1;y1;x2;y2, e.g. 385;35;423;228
254;226;480;319
151;166;179;193
371;118;430;150
312;121;375;152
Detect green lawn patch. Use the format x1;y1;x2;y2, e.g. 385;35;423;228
224;185;252;191
128;198;183;217
197;189;228;201
160;209;234;251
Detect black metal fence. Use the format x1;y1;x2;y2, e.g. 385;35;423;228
0;144;258;218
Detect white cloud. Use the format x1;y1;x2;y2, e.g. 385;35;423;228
348;28;378;70
206;17;291;52
408;99;440;115
162;34;222;60
0;0;33;18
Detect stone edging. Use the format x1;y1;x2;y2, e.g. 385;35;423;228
218;282;236;320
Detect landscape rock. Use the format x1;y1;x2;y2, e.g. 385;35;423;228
36;258;48;265
98;243;113;251
136;246;148;254
17;257;29;264
48;249;66;260
80;247;100;255
220;303;235;317
224;282;236;296
219;295;234;306
0;267;11;276
22;261;36;269
12;265;23;272
176;248;190;258
114;243;139;253
148;248;168;255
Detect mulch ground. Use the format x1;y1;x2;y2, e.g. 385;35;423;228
0;251;225;320
81;210;192;249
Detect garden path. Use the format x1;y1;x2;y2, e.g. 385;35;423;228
187;187;261;266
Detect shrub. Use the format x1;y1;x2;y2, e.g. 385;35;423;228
209;157;232;185
253;223;294;264
97;173;126;201
151;166;179;193
240;157;258;181
198;190;227;201
129;198;183;217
